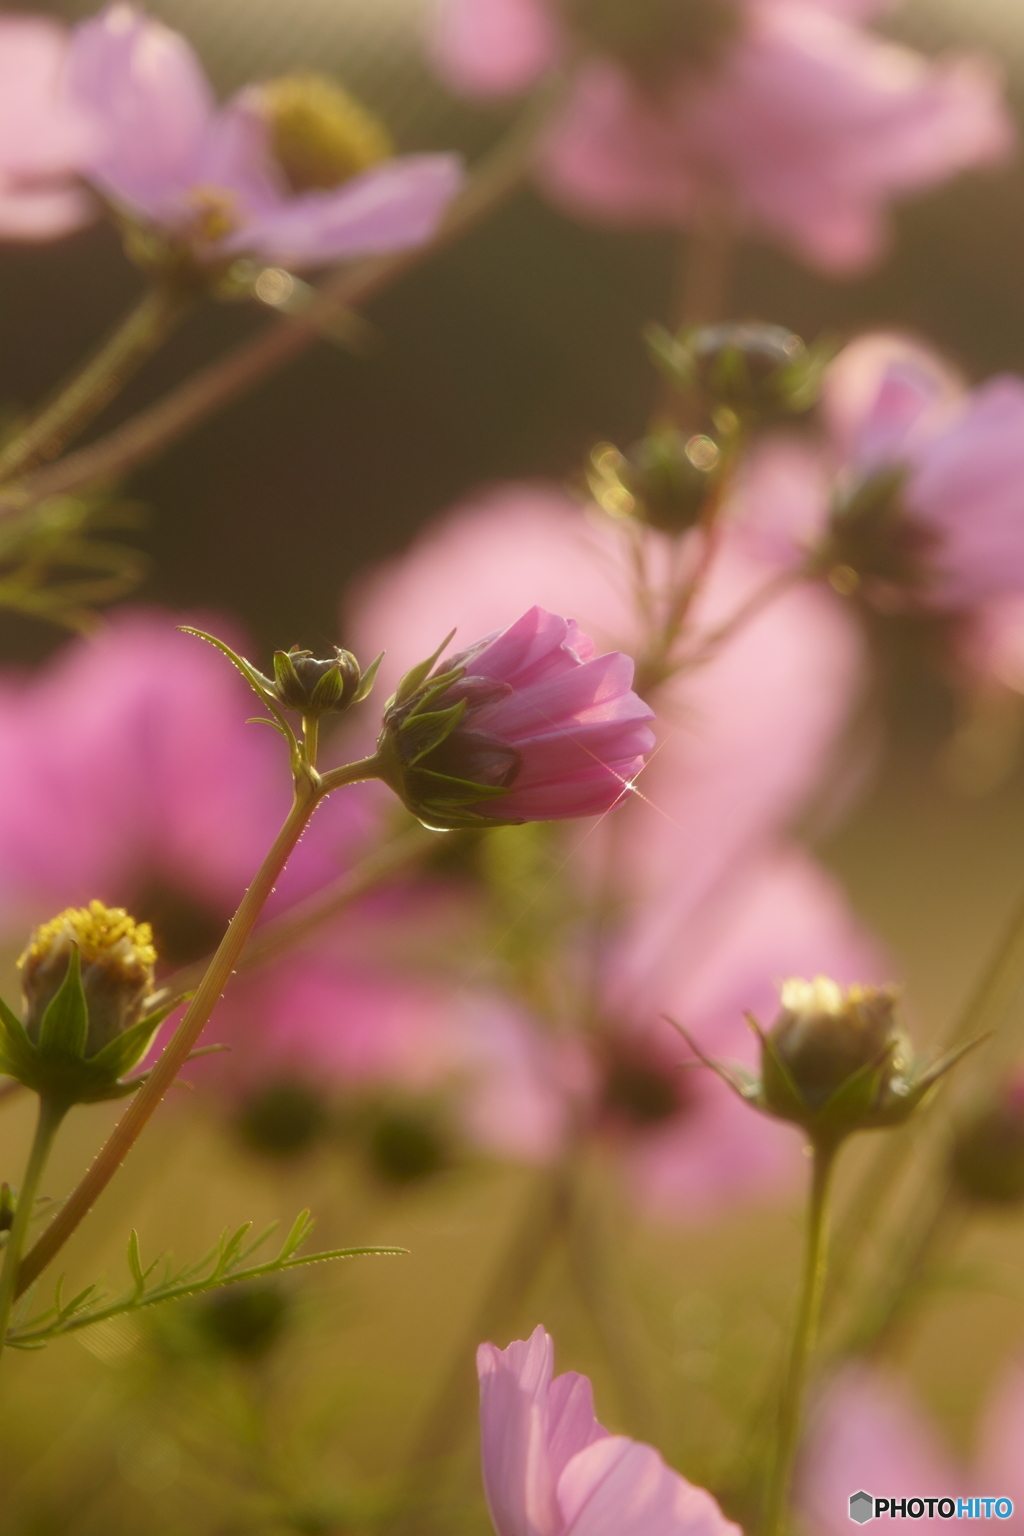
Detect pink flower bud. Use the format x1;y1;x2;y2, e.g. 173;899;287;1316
376;606;655;830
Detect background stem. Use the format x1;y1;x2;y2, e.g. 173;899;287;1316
0;1097;64;1362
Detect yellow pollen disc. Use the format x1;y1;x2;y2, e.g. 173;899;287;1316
19;900;157;972
263;73;393;193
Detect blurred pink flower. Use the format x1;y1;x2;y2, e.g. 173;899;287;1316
347;483;865;924
478;1325;740;1536
0;610;375;948
428;0;1012;272
66;4;463;268
824;335;1024;607
213;948;573;1164
0;15;96;241
379;605;655;827
798;1362;1024;1534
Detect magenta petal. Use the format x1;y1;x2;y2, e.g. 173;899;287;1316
67;3;217;220
229;153;464;267
428;0;563;97
557;1436;740;1536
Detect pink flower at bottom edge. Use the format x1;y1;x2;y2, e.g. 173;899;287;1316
479;1326;741;1536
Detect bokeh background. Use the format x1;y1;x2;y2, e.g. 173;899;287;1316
2;0;1024;1531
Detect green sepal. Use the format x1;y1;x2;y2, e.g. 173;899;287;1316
391;630;456;706
87;993;188;1083
309;666;346;712
272;648;302;700
0;994;39;1082
400;701;469;764
353;651;383;703
37;945;88;1059
410;768;514;806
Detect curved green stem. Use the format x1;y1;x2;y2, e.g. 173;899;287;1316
762;1139;838;1536
16;755;382;1298
0;1096;64;1364
0;284;191;486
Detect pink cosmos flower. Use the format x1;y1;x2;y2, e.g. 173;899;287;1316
823;335;1024;608
65;5;463;268
478;1326;741;1536
0;15;96;241
428;0;1013;272
377;605;655;828
347;482;864;920
798;1362;1024;1533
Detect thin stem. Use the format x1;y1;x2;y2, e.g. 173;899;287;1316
0;1096;64;1361
841;1189;963;1361
762;1139;838;1536
0;93;552;523
0;283;190;486
16;755;380;1297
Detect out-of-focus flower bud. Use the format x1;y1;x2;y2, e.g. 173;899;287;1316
261;73;393;193
236;1080;331;1159
563;0;741;79
678;975;980;1149
815;468;937;610
587;427;721;534
266;645;375;716
0;1183;13;1235
365;1104;451;1186
949;1077;1024;1205
0;901;183;1107
195;1282;288;1359
648;321;822;423
375;606;654;831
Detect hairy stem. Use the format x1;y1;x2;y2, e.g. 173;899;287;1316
0;1096;64;1361
16;757;379;1296
0;284;191;486
762;1139;838;1536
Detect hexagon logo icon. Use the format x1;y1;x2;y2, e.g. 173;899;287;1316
849;1491;874;1524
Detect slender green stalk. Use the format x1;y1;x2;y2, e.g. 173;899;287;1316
0;284;191;486
0;1096;65;1362
762;1139;838;1536
16;756;380;1298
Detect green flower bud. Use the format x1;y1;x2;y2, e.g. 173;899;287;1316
588;427;721;534
949;1077;1024;1206
366;1106;450;1186
268;645;369;716
0;901;183;1107
648;321;822;423
815;467;938;609
195;1283;288;1359
675;975;981;1150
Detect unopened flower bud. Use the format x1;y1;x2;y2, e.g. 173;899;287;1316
365;1105;451;1185
269;645;367;716
261;73;393;193
648;321;820;422
196;1283;288;1359
949;1077;1024;1205
588;427;721;534
20;901;157;1055
678;975;980;1149
237;1080;331;1159
816;467;936;609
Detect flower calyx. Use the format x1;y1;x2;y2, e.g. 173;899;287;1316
588;425;722;534
647;320;826;426
672;975;984;1149
0;902;185;1109
374;633;522;832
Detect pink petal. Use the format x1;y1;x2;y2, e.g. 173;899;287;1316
557;1436;739;1536
478;1326;561;1536
428;0;563;96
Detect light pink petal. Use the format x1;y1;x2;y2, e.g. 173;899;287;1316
478;1326;561;1536
822;333;964;468
428;0;563;96
67;3;216;220
975;1360;1024;1510
0;182;94;240
228;153;464;266
0;16;97;240
557;1436;739;1536
798;1365;962;1536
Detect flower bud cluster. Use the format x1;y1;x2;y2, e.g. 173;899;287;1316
647;321;822;425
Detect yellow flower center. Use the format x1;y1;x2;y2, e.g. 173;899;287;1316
262;73;393;194
20;900;157;976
